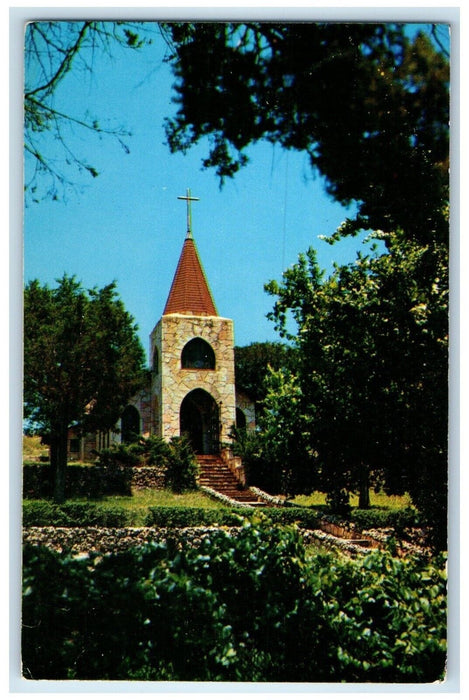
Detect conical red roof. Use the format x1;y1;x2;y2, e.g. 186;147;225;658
163;234;218;316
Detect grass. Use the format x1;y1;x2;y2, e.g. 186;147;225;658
102;489;228;510
67;489;228;525
291;490;413;509
23;435;47;460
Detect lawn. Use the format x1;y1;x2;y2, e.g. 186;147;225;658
107;489;227;511
22;435;47;460
292;490;413;509
69;489;228;525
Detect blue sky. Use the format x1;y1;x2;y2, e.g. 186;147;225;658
23;20;449;361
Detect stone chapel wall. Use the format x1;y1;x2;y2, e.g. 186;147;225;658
154;313;237;445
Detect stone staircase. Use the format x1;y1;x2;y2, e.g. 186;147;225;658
197;455;268;507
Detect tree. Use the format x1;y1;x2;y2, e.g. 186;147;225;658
162;22;449;246
163;21;449;546
24;275;146;502
257;367;316;497
265;228;448;545
234;341;295;409
24;21;154;202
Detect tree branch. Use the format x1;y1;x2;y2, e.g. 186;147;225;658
25;21;93;98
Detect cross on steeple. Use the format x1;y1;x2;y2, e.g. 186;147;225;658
177;188;200;238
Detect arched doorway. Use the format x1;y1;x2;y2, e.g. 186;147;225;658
121;405;140;443
180;389;219;454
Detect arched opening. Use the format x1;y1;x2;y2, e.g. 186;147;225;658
121;405;140;443
180;389;219;454
236;407;247;430
181;338;215;370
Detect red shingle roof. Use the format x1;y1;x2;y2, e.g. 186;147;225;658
163;234;218;316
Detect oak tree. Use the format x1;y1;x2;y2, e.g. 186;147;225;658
24;275;146;502
265;229;448;546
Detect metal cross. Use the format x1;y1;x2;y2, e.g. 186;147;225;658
177;188;200;238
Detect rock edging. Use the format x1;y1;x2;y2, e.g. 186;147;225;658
199;485;255;509
23;525;377;557
23;526;243;555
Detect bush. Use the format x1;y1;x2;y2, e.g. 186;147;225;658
23;463;52;499
22;500;57;526
25;435;198;499
350;506;420;533
22;521;447;682
144;435;172;467
264;506;319;529
313;505;421;535
97;443;144;467
96;436;172;469
23;462;133;499
164;436;198;493
23;500;130;527
326;487;352;517
93;435;197;494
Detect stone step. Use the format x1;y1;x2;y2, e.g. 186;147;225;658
196;455;268;506
199;479;241;486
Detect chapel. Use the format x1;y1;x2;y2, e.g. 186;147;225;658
68;190;255;461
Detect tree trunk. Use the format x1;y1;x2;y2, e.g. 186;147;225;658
50;424;68;504
358;463;370;509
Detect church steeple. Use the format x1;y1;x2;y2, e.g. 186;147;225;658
148;188;252;452
163;190;218;317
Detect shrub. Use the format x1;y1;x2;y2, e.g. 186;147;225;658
143;435;172;467
22;500;57;526
264;506;319;529
97;435;173;468
350;506;420;533
313;505;421;535
97;443;144;467
23;462;133;499
94;435;197;494
326;487;352;517
164;436;198;493
23;463;52;499
23;500;130;527
22;521;447;682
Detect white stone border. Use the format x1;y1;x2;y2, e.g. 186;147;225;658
199;485;255;509
249;486;292;507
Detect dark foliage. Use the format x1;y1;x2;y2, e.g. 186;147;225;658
23;462;133;499
163;436;199;493
234;341;296;408
22;521;447;682
163;22;449;246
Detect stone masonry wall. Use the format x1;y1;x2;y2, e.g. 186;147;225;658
236;390;256;430
153;314;237;444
